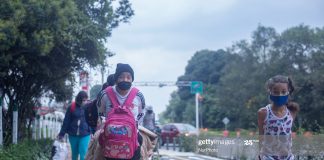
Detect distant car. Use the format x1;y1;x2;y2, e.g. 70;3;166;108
161;123;198;145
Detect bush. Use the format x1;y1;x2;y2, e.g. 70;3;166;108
180;135;197;152
0;139;53;160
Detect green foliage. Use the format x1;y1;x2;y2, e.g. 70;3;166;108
180;135;197;152
0;139;53;160
0;0;134;145
162;25;324;131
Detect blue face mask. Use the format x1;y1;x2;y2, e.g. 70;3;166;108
269;94;288;107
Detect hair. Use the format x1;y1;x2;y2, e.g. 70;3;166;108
106;74;115;86
75;90;88;106
266;75;300;113
101;82;109;90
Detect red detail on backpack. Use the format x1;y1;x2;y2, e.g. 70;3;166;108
70;101;76;112
99;87;139;159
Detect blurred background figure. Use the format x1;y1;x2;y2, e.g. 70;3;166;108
143;105;156;132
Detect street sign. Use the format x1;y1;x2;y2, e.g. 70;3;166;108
191;81;203;94
222;117;230;125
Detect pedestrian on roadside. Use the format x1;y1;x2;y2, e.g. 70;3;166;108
58;90;91;160
143;105;156;132
258;75;299;160
98;63;146;160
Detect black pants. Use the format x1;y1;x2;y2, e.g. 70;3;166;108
105;133;143;160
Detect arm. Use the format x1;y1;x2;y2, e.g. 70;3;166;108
136;92;146;126
257;107;267;156
98;91;107;118
59;106;72;137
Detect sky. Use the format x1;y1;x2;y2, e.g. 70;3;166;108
91;0;324;117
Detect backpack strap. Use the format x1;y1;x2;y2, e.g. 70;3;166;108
105;87;139;109
105;87;119;107
124;88;139;106
70;101;76;112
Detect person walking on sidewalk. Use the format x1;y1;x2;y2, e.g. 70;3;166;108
143;105;156;132
58;90;91;160
258;75;299;160
98;63;146;160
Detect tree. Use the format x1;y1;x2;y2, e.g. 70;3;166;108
0;0;134;145
163;49;233;126
162;25;324;131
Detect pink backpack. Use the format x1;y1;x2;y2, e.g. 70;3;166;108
99;87;139;159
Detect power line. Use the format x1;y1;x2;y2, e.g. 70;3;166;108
132;81;192;87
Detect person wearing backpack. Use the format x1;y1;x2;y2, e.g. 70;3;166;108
85;73;116;134
84;99;99;134
98;63;145;160
58;90;91;160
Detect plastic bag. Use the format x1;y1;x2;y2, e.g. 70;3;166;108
52;139;69;160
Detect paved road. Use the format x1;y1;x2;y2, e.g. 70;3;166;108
157;149;224;160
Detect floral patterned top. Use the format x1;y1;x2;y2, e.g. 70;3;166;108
260;104;294;160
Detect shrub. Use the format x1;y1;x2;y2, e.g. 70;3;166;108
180;135;197;152
0;139;53;160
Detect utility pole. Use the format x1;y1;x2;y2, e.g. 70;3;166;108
13;103;18;144
101;65;105;84
195;93;199;135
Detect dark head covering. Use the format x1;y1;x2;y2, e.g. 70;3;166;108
146;106;153;111
101;82;109;90
75;90;88;106
114;63;134;82
106;74;115;86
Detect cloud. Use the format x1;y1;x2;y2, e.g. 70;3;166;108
132;0;236;28
103;0;324;116
107;47;193;81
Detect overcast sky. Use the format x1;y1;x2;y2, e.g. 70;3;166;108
94;0;324;117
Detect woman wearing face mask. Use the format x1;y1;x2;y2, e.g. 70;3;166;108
258;75;299;160
58;90;91;160
99;63;146;160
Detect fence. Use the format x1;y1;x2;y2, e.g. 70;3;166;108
161;135;324;160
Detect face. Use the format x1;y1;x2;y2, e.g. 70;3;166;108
81;98;88;106
117;72;133;83
269;83;289;96
116;72;133;91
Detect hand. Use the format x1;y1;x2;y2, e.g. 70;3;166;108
57;135;64;141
